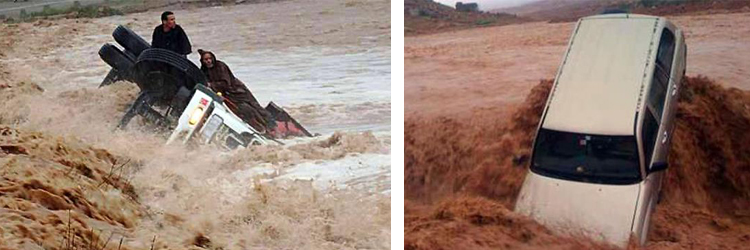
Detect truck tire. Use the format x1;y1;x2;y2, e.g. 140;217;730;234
99;49;137;87
133;48;207;91
123;49;137;62
99;43;134;73
112;25;150;57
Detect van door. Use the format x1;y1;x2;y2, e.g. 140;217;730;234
634;26;677;240
646;28;676;166
663;32;687;148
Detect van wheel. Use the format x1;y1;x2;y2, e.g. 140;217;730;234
113;25;150;57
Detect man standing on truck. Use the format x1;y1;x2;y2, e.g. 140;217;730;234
152;11;192;56
198;49;275;133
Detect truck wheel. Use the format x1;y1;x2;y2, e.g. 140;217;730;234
99;43;134;73
113;25;150;57
123;49;137;62
133;48;207;92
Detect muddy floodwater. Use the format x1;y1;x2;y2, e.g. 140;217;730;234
0;0;391;249
405;11;750;250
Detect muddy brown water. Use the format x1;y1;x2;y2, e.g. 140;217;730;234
405;11;750;249
405;76;750;249
0;0;390;249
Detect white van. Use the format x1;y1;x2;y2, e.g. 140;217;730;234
515;14;686;247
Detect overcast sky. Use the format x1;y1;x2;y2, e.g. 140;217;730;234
434;0;543;11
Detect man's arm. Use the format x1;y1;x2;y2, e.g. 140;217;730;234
209;79;230;94
178;26;192;55
151;26;162;49
209;63;233;93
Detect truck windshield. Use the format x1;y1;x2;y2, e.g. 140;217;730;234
530;128;641;185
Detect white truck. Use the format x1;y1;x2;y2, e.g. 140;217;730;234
166;84;269;149
98;26;312;149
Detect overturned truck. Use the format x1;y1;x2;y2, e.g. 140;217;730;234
98;25;312;149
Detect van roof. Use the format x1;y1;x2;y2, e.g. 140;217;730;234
542;14;662;135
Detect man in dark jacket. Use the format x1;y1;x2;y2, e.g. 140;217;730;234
152;11;192;56
198;49;274;133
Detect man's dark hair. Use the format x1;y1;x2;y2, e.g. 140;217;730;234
161;11;174;22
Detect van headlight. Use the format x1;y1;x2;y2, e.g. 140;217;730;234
188;107;205;126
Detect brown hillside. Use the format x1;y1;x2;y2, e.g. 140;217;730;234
493;0;750;23
405;0;529;35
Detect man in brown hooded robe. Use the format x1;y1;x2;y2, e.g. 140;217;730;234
198;49;273;132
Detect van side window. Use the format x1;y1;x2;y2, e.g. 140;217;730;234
641;111;659;167
646;29;675;122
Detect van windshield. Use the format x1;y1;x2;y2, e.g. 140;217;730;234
531;128;641;185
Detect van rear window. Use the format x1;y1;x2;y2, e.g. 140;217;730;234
531;128;641;185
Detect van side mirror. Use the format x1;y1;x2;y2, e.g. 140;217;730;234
650;162;668;172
